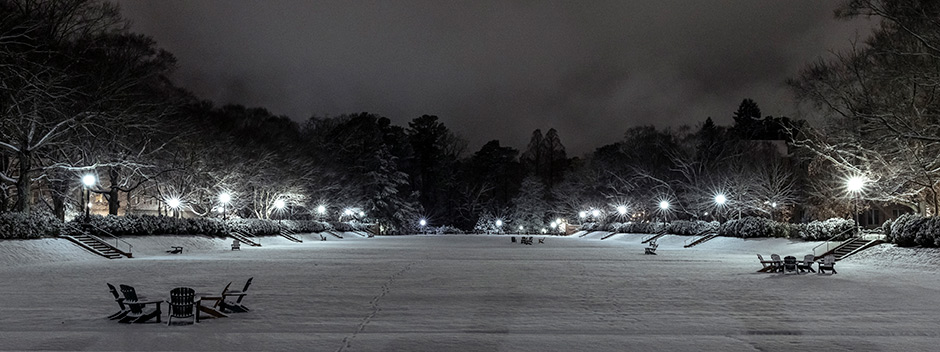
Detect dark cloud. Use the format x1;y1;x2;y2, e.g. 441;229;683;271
117;0;871;155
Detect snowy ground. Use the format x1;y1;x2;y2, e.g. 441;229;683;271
0;233;938;351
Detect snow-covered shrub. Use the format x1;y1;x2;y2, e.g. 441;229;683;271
887;213;922;247
581;222;599;231
667;220;718;236
283;220;332;233
75;215;229;237
611;221;658;234
228;218;279;236
718;217;794;238
0;211;65;239
797;218;855;241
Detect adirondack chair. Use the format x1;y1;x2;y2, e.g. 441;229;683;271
797;254;816;273
320;234;327;241
757;254;776;270
166;287;198;325
106;283;129;320
538;237;545;244
231;240;241;251
770;254;783;273
818;254;837;274
511;236;516;243
220;277;253;313
782;255;799;274
645;241;658;255
117;285;163;324
527;236;534;245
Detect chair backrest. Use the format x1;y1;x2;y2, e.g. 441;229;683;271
757;254;764;261
824;254;836;265
771;254;781;262
784;256;797;265
803;254;815;264
108;283;125;309
119;284;143;314
235;277;253;304
169;287;196;317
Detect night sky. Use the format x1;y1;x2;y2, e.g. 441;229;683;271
117;1;871;155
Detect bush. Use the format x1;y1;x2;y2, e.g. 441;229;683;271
0;212;65;239
667;220;719;236
606;221;660;234
76;215;229;237
797;218;855;241
718;216;795;238
885;213;940;248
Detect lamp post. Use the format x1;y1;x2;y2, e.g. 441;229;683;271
419;219;427;234
274;199;286;227
659;200;670;227
846;175;865;234
316;205;327;219
167;197;181;218
495;219;503;234
82;175;96;219
616;205;627;217
714;193;726;224
219;193;231;220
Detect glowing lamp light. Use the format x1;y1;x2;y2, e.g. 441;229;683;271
847;176;865;193
591;209;600;217
556;218;563;225
219;193;231;204
274;199;286;210
617;206;627;215
419;219;427;226
495;219;503;227
82;174;96;187
714;194;726;205
344;209;353;216
659;200;670;210
579;211;587;219
358;211;365;217
550;221;557;228
541;228;547;233
518;225;524;231
166;198;181;209
317;205;326;214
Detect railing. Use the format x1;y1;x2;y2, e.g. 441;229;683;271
684;229;714;247
68;222;134;255
811;227;856;258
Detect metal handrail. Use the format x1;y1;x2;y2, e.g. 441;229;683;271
75;222;134;254
811;227;856;258
684;229;714;246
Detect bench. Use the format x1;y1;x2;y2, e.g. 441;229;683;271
166;246;183;254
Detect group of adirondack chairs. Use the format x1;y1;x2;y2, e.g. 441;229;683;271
757;254;837;274
106;277;253;325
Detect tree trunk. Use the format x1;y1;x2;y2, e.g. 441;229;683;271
51;179;67;221
14;150;31;213
107;167;121;215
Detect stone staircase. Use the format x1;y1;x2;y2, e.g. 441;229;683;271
62;233;132;259
684;233;719;248
231;229;261;247
641;230;668;244
278;228;302;243
815;237;884;261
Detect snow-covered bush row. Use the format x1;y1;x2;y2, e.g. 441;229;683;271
0;212;65;239
281;220;333;234
668;220;719;236
797;218;855;241
77;215;229;237
603;221;662;234
717;217;795;238
885;214;940;247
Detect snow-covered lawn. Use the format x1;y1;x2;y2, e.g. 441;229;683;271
1;234;938;351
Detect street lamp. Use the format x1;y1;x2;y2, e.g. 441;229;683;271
82;174;96;219
616;205;627;216
316;205;327;218
274;199;286;227
658;200;670;227
419;219;427;234
167;197;181;218
219;193;231;220
518;225;524;234
495;219;503;234
846;175;866;233
714;193;726;224
591;209;600;219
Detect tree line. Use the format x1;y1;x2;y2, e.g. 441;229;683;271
2;0;937;234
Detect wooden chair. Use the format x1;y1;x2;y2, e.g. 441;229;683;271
538;237;545;244
797;254;816;273
818;254;837;274
106;283;129;320
644;241;658;255
117;285;163;324
221;277;253;313
166;287;198;325
782;255;799;274
231;240;241;251
770;254;783;273
166;246;183;254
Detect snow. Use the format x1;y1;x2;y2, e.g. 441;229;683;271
1;233;939;351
